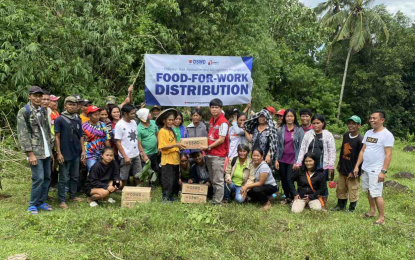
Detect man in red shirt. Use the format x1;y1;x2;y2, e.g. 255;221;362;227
204;99;229;204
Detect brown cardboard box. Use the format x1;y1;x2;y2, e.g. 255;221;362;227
122;187;151;203
181;193;207;204
179;137;208;150
182;183;208;195
121;200;139;208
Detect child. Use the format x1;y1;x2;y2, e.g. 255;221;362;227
189;150;213;197
156;108;186;202
179;153;191;185
332;115;363;212
85;147;121;207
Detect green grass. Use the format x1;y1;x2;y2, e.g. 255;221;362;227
1;141;414;259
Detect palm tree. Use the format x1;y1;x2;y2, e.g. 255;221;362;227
315;0;354;75
320;0;389;120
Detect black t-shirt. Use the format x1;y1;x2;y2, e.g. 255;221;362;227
308;133;324;164
54;115;83;161
339;133;363;176
85;160;120;191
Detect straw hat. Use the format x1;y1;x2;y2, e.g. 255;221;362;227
155;108;178;128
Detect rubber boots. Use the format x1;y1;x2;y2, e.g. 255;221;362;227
331;199;347;211
348;201;357;212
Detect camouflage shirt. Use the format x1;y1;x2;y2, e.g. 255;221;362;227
17;102;53;159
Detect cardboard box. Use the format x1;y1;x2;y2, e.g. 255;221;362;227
121;200;139;208
182;183;208;195
181;194;207;204
179;137;208;150
122;187;151;203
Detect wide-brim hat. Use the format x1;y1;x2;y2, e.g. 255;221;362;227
155;108;178;128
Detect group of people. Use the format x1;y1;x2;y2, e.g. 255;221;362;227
17;86;394;225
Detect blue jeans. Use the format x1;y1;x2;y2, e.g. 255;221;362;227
224;182;245;203
86;159;97;172
29;157;51;207
58;157;80;202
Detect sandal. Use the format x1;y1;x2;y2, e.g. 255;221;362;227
38;203;53;211
361;213;376;218
27;206;38;215
374;220;385;225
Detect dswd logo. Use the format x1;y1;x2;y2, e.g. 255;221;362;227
188;59;206;65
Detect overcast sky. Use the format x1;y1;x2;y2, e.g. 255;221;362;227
299;0;415;22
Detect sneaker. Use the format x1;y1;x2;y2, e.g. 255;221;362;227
107;198;116;204
89;201;99;207
59;202;69;210
70;197;85;202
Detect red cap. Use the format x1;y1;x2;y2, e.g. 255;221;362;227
50;95;60;101
86;106;101;115
264;106;276;114
276;109;286;116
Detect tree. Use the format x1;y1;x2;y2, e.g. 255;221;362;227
320;0;389;120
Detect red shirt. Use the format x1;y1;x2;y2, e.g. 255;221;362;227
50;109;60;125
207;113;229;157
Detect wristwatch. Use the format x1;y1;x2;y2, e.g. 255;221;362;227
207;146;211;151
381;170;387;174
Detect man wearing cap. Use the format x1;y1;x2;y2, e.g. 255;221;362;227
275;109;285;129
354;110;394;225
17;86;53;214
332;115;363;212
150;106;162;119
49;95;61;133
204;98;229;204
79;99;92;124
106;84;134;108
48;94;60;188
136;108;160;178
54;96;86;209
82;106;111;171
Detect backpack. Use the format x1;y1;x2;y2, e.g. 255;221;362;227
22;104;46;135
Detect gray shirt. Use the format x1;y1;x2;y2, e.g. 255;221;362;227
254;162;277;186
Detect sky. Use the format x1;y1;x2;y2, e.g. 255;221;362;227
299;0;415;22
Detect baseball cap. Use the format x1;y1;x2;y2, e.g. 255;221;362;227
264;106;276;114
232;108;239;114
86;106;102;115
106;96;117;105
276;109;286;116
347;115;361;125
81;99;92;106
29;86;43;94
136;108;150;123
50;95;60;101
150;105;161;112
64;96;78;104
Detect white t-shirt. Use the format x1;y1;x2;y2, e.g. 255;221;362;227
362;128;394;173
219;122;228;136
114;119;139;158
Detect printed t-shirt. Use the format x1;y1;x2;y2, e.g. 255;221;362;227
339;133;363;175
137;120;158;155
158;128;179;165
114;119;139;159
83;121;110;160
362;128;394;173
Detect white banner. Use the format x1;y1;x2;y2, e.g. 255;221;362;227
145;54;253;107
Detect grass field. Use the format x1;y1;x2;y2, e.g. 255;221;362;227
1;140;414;259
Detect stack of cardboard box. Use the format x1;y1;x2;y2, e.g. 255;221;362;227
181;183;208;203
121;187;151;208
